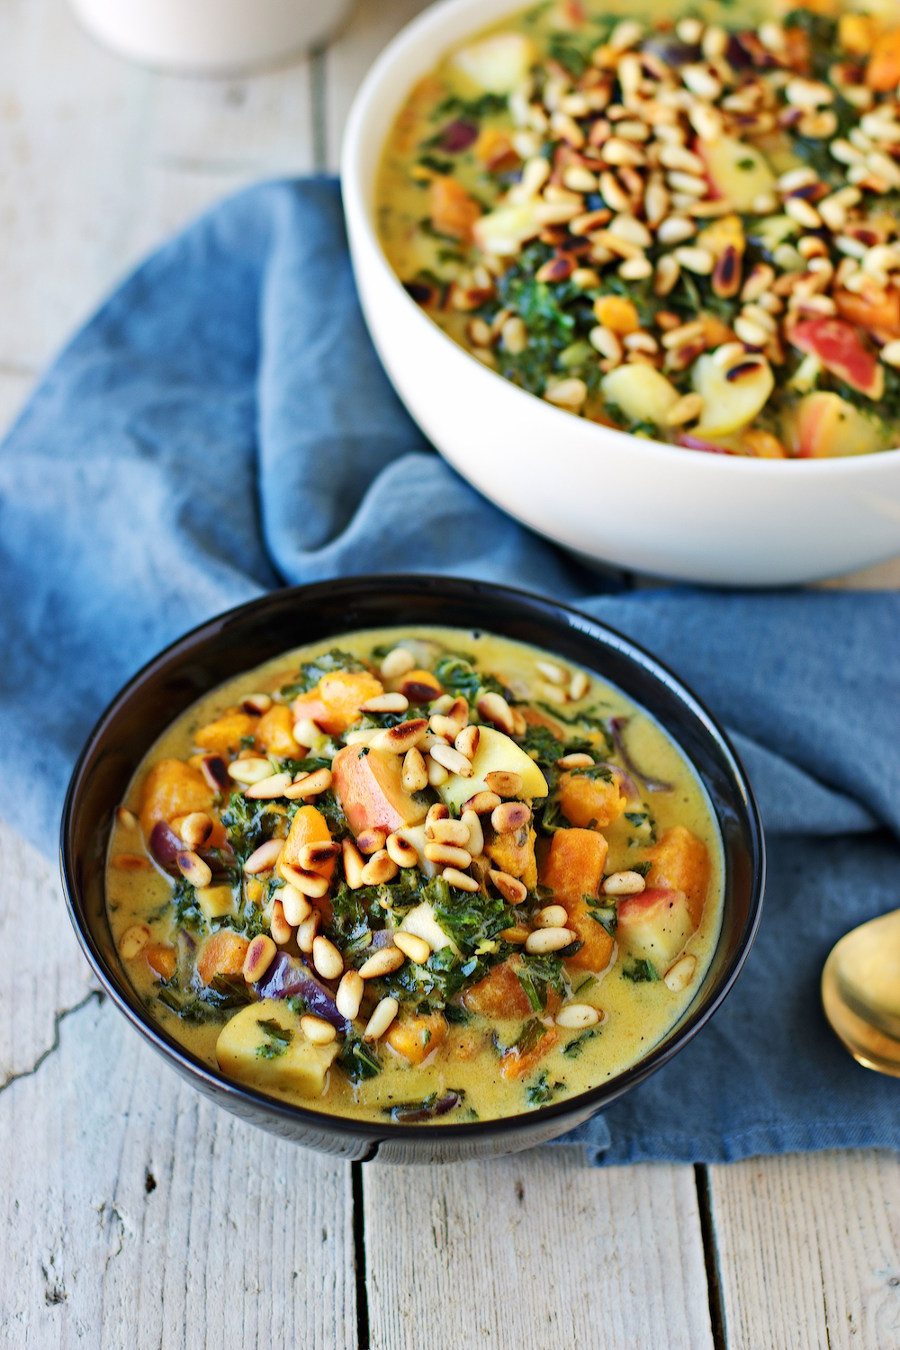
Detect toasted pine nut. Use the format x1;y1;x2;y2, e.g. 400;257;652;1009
424;842;472;868
428;758;449;787
393;931;431;964
463;790;502;815
462;809;484;858
295;840;341;872
489;870;527;905
386;832;419;868
428;818;470;847
664;953;697;992
241;692;273;715
279;862;330;898
371;719;428;754
242;934;277;983
557;1003;601;1029
270;900;292;945
312;935;344;982
358;947;405;979
363;996;399;1041
336;970;364;1020
301;1014;337;1045
557;753;594;770
245;771;292;799
176;850;212;889
535;904;569;927
443;866;480;892
603;870;646;896
399;670;443;703
227;757;272;784
484;771;523;799
111;853;153;872
119;924;150;959
199;755;230;791
455;724;480;760
280;883;312;927
292;716;321;747
295;911;319;953
360;850;399;886
178;812;214;848
429;742;473;777
491;802;532;834
360;692;409;714
401;747;428;793
536;659;568;685
525;927;575;954
429;713;459;741
356;828;387;856
283;767;332;800
443;696;470;732
342;838;365;890
115;806;138;829
569;670;591;701
477;691;515;735
380;647;416;681
426;802;450;827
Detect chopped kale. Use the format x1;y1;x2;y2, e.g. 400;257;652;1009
255;1018;293;1059
432;653;509;703
221;791;283;863
526;1071;565;1106
622;957;660;983
171;877;205;932
516;952;568;1013
279;648;365;699
562;1028;599;1059
156;978;249;1023
432;91;508;122
337;1034;381;1083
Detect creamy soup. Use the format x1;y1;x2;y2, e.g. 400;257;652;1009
106;628;723;1125
377;0;900;458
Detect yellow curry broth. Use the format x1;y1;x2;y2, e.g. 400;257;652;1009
106;627;722;1124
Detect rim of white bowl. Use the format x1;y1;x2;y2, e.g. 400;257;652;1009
341;0;900;477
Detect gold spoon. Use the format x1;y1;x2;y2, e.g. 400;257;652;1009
821;909;900;1078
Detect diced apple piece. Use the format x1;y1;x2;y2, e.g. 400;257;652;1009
332;744;428;837
473;203;540;256
196;884;236;921
698;136;775;211
691;350;774;437
788;319;884;400
400;901;459;956
617;887;696;970
216;1001;339;1098
601;364;680;428
450;32;536;93
438;726;548;811
792;391;886;459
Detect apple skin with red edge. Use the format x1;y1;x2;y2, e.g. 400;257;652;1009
616;887;696;970
331;745;428;837
791;391;886;458
788;319;884;400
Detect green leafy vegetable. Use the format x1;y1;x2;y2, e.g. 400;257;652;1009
337;1035;381;1083
622;958;659;983
255;1018;293;1059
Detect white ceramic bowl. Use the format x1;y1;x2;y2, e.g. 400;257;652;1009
341;0;900;586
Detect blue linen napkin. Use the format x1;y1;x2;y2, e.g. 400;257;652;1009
1;178;897;1164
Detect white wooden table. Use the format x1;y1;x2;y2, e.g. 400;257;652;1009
0;4;897;1347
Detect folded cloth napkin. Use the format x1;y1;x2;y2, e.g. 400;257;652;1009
2;178;897;1164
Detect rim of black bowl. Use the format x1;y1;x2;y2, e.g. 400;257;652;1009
60;574;765;1146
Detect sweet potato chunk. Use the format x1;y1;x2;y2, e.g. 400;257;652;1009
197;930;249;985
318;670;383;734
647;826;710;925
386;1012;448;1065
540;828;612;972
139;759;213;837
144;943;177;980
464;958;534;1020
429;177;482;242
332;744;427;837
834;287;900;339
193;711;257;756
281;804;335;881
485;825;537;884
557;772;627;829
500;1023;558;1080
868;29;900;92
254;704;302;757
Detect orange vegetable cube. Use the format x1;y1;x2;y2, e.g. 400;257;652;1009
254;704;303;757
500;1023;558;1080
593;295;639;335
557;771;627;829
385;1012;448;1065
429;177;482;242
485;825;537;884
840;13;878;56
646;826;710;925
197;930;250;985
139;758;213;837
280;804;335;881
867;29;900;92
317;670;384;734
144;943;177;981
193;711;257;756
464;959;533;1020
540;828;612;972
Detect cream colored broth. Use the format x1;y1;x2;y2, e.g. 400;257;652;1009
376;0;900;458
106;627;723;1125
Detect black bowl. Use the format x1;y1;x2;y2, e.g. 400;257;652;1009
61;575;764;1163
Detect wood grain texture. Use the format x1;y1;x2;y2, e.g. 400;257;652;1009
709;1151;900;1350
363;1151;714;1350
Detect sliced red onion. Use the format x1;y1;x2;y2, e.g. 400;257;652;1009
677;434;733;455
610;717;673;794
439;118;478;152
387;1090;464;1123
253;952;350;1033
149;821;182;869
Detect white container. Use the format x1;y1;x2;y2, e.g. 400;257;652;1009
71;0;355;75
341;0;900;587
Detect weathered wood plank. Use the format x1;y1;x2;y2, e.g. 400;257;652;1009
709;1151;900;1350
0;977;356;1350
364;1152;714;1350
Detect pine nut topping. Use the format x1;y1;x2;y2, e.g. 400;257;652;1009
401;746;429;793
428;758;449;787
489;870;528;905
464;790;503;815
342;838;365;890
242;935;277;984
295;911;319;953
241;692;273;716
429;742;473;777
280;884;312;927
295;840;341;872
393;931;431;964
525;927;575;954
244;838;284;875
424;841;472;869
336;970;364;1020
461;809;484;859
227;757;272;784
536;659;568;685
386;832;419;868
244;771;292;800
119;924;150;960
356;828;387;856
380;647;416;681
371;720;428;754
363;997;400;1042
428;818;470;847
557;1004;601;1030
312;935;344;982
557;752;594;770
279;862;330;899
442;866;481;892
535;904;569;928
484;771;523;799
359;947;405;980
283;767;333;799
360;692;409;714
477;691;516;735
455;724;480;760
603;870;647;896
176;850;212;889
270;901;293;946
301;1015;337;1046
360;850;399;886
178;812;214;848
491;802;532;834
664;953;697;992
